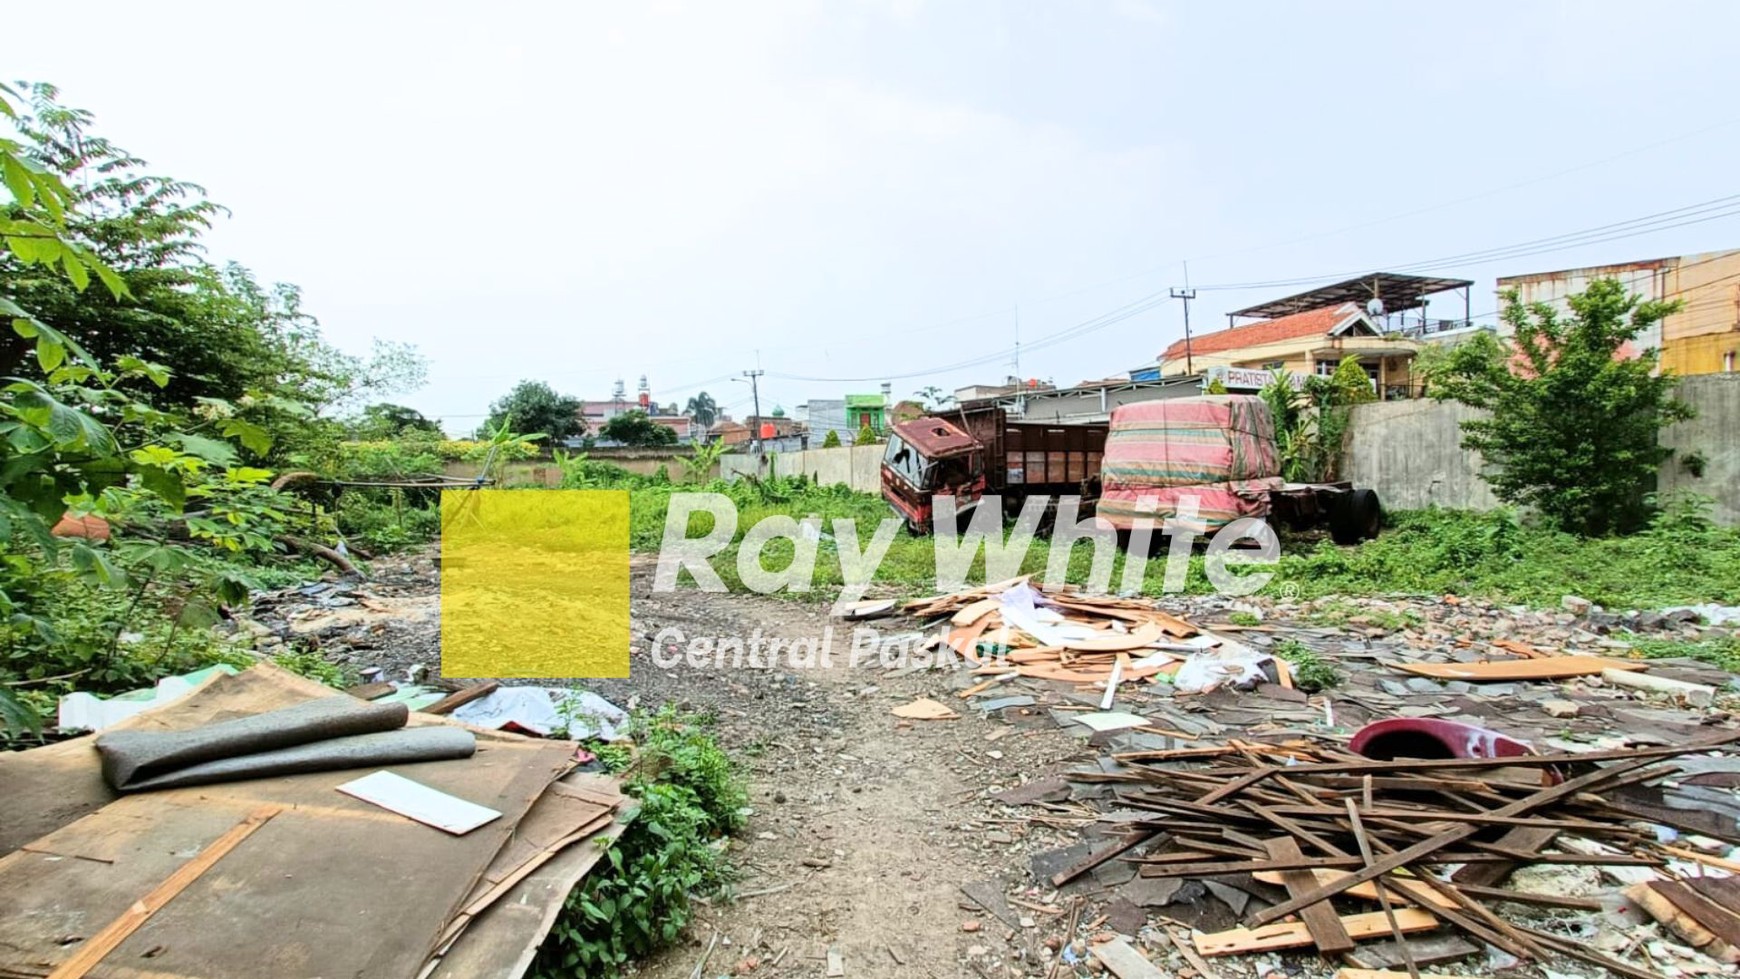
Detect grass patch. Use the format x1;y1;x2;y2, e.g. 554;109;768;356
1619;633;1740;673
1227;611;1261;627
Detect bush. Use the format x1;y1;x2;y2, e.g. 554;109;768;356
821;429;841;449
534;708;744;978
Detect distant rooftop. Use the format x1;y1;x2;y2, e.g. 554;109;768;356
1229;272;1473;321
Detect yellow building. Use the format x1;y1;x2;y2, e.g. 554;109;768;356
1498;249;1740;376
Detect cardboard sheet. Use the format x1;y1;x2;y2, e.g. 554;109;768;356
0;665;577;979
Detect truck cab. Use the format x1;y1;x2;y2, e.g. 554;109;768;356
881;418;985;533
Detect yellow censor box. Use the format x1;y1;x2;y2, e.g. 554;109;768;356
440;489;630;678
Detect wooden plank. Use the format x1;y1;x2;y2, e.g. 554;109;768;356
1062;621;1166;652
1389;656;1644;681
1651;881;1740;949
1090;937;1168;979
1051;829;1155;887
952;598;1001;626
1335;970;1487;979
1246;736;1739;928
1193;909;1439;957
1450;825;1558;887
423;680;500;716
1263;837;1354;954
47;805;281;979
345;680;397;701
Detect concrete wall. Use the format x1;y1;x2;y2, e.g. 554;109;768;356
1659;373;1740;525
719;444;885;493
1343;399;1503;512
1344;373;1740;524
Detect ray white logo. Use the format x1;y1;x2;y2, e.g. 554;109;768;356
652;492;1277;605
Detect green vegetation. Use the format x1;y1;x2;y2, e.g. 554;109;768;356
1227;610;1261;627
1618;633;1740;674
821;428;842;448
480;380;585;442
1259;355;1372;483
1428;279;1691;536
1272;638;1342;692
1275;501;1740;608
1305;599;1423;632
0;82;421;734
600;409;677;446
535;708;745;978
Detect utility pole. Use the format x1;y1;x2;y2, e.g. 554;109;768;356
742;369;765;463
1170;286;1197;376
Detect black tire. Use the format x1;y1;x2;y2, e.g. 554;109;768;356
1329;488;1382;545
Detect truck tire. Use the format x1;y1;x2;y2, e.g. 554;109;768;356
1329;488;1382;545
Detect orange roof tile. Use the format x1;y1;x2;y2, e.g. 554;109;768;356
1161;302;1370;364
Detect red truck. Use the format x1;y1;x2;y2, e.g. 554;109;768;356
881;397;1381;544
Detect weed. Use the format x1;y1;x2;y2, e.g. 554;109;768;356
1272;638;1342;692
270;647;355;688
1227;611;1261;627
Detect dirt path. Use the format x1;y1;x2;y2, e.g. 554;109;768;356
619;560;1087;979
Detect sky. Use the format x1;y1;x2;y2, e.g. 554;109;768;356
15;0;1740;433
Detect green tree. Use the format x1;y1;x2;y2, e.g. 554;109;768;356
599;409;677;446
683;391;718;428
346;402;442;440
481;380;585;441
1430;279;1691;535
821;429;841;449
854;421;880;445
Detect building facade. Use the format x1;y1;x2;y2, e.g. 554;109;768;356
1498;249;1740;376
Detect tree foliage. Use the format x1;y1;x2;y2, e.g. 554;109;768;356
599;409;677;447
821;428;841;449
1258;357;1370;482
683;391;718;429
1428;280;1691;536
481;380;584;441
1;84;423;423
346;402;442;440
854;421;880;445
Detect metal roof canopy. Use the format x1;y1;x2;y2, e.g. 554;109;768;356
1229;272;1474;321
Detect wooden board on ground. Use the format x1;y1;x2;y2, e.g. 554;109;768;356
1193;908;1439;956
1389;656;1646;681
1091;938;1168;979
1261;838;1355;954
891;697;960;720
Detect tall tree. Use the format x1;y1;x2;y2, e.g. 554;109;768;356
599;409;677;446
684;391;718;428
481;380;585;440
1;83;423;418
1429;279;1691;535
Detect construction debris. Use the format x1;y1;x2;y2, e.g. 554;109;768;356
0;664;624;979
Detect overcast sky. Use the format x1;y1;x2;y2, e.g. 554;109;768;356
16;0;1740;431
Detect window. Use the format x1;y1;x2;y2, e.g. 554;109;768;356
1727;350;1736;373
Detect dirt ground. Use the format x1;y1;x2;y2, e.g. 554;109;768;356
620;557;1092;979
256;549;1740;979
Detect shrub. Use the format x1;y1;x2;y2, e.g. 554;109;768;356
533;709;744;978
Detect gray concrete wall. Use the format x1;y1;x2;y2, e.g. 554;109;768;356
718;444;885;493
1344;374;1740;524
1343;399;1503;513
1659;373;1740;525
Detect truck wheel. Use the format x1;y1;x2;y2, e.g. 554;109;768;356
1329;488;1382;545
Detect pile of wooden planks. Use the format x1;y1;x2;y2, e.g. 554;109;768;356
902;576;1204;687
1062;734;1740;979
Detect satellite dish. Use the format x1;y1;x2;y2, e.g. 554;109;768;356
1366;297;1385;317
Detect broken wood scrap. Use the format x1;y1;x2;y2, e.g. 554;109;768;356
423;681;500;716
1389;655;1646;681
1192;908;1438;956
1262;837;1354;953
